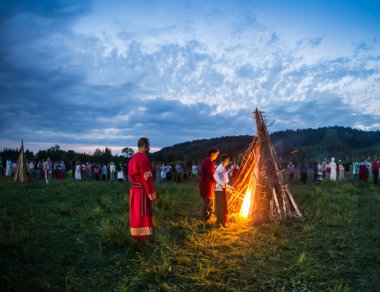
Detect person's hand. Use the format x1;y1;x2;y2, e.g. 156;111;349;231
148;192;157;202
226;184;234;190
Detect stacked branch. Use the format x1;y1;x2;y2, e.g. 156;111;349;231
13;140;31;183
228;108;302;224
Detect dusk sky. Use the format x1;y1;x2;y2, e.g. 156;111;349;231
1;0;379;154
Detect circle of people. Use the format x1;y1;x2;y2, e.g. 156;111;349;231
287;157;380;184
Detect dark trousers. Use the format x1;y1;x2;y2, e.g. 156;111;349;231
215;190;228;226
202;197;213;222
301;173;307;183
373;170;379;184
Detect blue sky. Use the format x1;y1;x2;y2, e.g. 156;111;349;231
1;0;379;154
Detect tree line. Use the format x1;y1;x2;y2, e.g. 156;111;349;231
0;145;136;166
1;126;379;166
152;126;380;165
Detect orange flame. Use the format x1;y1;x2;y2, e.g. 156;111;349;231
238;155;258;218
240;189;252;218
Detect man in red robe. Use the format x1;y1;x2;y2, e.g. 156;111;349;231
128;137;157;242
199;147;219;222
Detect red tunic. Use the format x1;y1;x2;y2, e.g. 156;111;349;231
128;152;156;236
199;157;216;199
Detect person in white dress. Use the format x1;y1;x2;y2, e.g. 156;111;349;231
44;158;52;184
329;157;337;181
160;164;167;182
6;159;12;176
75;162;82;180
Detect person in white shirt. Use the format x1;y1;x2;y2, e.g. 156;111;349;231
29;161;35;177
109;162;116;181
329;157;337;181
191;162;198;181
213;154;233;227
75;161;82;180
160;163;167;182
44;157;51;184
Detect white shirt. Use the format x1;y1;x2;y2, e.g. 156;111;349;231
213;163;229;191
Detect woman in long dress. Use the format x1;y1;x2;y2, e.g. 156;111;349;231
6;160;12;176
160;164;167;182
329;157;337;181
75;162;81;180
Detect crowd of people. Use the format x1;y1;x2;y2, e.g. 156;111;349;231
287;157;380;184
0;159;131;184
0;157;241;186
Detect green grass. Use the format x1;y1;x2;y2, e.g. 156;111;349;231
0;177;379;291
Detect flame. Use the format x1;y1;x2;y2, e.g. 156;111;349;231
240;189;252;218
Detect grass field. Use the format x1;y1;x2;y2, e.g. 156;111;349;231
1;176;379;291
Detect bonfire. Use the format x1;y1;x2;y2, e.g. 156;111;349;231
228;108;302;224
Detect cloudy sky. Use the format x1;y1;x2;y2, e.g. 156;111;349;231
1;0;379;154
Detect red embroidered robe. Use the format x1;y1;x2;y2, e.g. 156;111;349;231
128;152;156;236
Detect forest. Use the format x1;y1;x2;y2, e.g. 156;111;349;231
152;126;380;164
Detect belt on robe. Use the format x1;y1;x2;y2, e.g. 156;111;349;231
130;182;152;216
130;182;143;188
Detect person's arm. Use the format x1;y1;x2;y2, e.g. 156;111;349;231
142;156;157;202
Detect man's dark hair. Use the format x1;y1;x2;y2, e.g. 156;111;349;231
138;137;150;148
220;154;230;162
208;147;219;157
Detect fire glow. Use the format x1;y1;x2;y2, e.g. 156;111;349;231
239;189;252;218
237;152;258;218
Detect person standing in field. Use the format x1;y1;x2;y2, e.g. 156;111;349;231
109;162;116;181
329;157;337;181
214;154;233;227
128;137;157;243
322;158;327;179
338;160;345;181
287;162;295;181
372;159;379;184
300;161;308;184
199;147;220;222
191;162;198;181
160;163;167;182
358;159;368;182
44;157;52;184
75;161;82;180
352;160;359;181
317;161;323;182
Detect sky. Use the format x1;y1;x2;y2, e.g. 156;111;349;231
1;0;380;154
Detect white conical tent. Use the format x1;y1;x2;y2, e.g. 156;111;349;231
228;108;302;224
13;140;31;183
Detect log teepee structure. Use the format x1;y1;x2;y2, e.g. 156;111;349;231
228;108;302;224
13;140;31;183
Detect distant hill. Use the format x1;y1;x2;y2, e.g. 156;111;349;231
152;126;380;164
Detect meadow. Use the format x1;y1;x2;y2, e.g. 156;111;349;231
0;176;379;291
